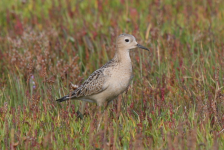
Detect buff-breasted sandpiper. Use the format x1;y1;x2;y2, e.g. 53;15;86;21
56;34;149;112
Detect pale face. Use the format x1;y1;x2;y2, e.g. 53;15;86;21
116;34;149;51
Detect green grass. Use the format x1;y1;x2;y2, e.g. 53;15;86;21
1;0;224;149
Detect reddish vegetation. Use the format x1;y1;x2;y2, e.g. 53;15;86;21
1;0;224;149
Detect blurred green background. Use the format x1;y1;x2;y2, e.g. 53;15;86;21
1;0;224;149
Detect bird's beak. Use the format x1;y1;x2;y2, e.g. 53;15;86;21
137;44;149;51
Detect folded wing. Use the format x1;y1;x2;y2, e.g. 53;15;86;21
56;68;107;102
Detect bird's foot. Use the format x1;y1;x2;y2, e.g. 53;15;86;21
76;110;84;119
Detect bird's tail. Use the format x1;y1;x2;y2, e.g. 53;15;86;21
56;95;70;102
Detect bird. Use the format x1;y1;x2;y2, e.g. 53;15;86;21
56;33;149;112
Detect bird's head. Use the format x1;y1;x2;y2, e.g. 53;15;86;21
116;34;149;51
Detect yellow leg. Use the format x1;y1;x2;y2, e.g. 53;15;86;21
97;106;102;132
97;102;111;132
77;101;86;119
80;101;86;114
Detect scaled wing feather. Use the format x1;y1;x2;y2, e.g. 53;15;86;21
70;69;107;98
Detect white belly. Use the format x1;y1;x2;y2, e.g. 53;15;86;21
105;65;133;100
110;75;131;93
89;62;133;106
90;77;131;105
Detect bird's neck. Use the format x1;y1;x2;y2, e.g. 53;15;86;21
113;49;131;64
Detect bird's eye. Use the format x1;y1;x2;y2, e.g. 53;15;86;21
125;39;129;42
